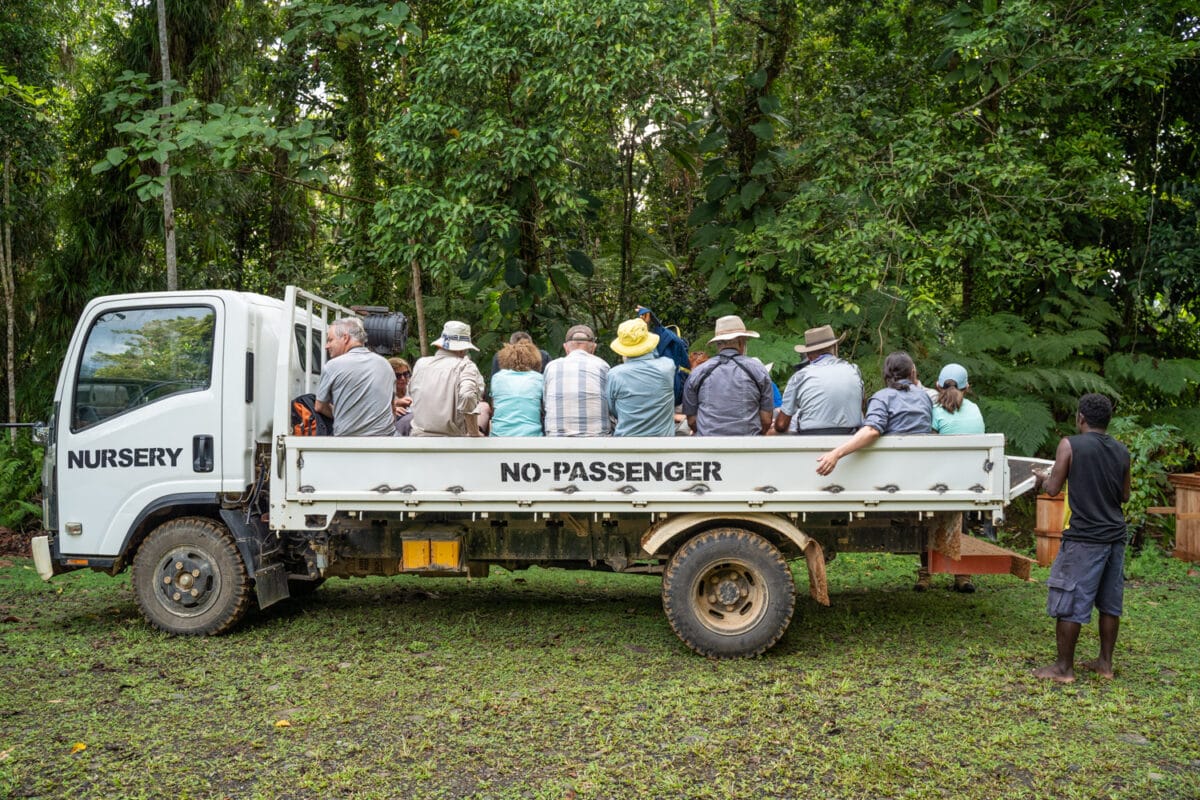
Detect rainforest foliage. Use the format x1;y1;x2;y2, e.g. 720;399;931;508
2;0;1198;479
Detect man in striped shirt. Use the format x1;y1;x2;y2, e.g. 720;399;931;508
542;325;611;437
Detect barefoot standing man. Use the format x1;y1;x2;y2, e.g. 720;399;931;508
1032;393;1131;683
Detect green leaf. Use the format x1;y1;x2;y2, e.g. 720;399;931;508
750;155;777;176
699;129;726;153
566;250;594;277
757;95;781;114
503;260;526;288
105;147;126;166
690;223;725;249
748;273;766;301
707;267;731;295
740;181;765;208
705;175;734;202
747;69;768;89
749;121;774;141
702;158;728;180
686;201;719;227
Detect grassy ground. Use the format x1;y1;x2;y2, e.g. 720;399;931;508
1;547;1198;800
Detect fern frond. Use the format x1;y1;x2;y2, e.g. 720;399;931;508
1044;291;1120;330
1016;330;1110;365
1142;407;1200;452
953;314;1029;355
1105;354;1200;397
978;396;1056;456
1006;368;1117;398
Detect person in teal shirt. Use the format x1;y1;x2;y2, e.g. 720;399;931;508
932;363;985;435
919;362;986;593
606;318;676;436
490;341;545;436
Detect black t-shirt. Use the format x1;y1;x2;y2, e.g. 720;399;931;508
1064;431;1130;544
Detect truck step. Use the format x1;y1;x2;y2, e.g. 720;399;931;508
928;534;1033;580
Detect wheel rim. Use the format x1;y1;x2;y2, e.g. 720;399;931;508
690;558;769;636
152;545;223;619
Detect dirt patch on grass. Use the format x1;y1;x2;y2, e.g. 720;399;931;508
0;526;32;557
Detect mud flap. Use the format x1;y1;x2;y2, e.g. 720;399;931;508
804;540;830;607
32;536;55;580
254;562;290;609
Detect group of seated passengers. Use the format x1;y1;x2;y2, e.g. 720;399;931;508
315;315;985;592
318;314;983;452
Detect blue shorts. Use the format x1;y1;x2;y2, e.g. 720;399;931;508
1046;539;1125;624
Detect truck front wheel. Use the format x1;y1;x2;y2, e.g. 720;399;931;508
662;528;795;658
132;517;252;635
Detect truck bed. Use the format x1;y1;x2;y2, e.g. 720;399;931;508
272;433;1019;528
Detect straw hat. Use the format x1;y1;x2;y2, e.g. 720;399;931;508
708;315;760;344
793;325;846;354
610;318;659;358
431;320;479;352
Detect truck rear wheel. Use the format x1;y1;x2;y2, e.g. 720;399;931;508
662;528;795;658
132;517;252;635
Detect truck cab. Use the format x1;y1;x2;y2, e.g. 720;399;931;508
41;291;292;567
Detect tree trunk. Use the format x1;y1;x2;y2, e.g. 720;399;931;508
1;153;15;438
331;45;377;298
409;247;428;358
618;131;635;313
156;0;178;291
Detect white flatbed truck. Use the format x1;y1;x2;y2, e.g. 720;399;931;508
33;287;1038;657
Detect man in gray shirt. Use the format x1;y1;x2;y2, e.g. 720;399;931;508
774;325;864;435
314;318;396;436
682;315;773;436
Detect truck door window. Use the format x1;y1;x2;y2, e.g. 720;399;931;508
73;306;215;431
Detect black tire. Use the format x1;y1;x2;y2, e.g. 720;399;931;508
662;528;795;658
132;517;252;635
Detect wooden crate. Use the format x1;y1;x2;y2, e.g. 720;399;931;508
1036;493;1066;532
1168;473;1200;563
1035;493;1067;567
1035;528;1062;568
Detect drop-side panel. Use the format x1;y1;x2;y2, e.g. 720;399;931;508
272;434;1009;528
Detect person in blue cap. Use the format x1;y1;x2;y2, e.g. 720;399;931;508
919;362;987;592
636;305;690;405
931;363;984;435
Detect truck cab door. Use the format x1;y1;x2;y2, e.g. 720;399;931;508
53;299;224;559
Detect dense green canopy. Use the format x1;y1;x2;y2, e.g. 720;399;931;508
2;1;1198;484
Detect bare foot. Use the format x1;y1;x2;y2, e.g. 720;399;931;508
1032;664;1075;684
1080;659;1114;679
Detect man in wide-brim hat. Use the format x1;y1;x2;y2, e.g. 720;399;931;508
408;320;486;437
605;318;676;436
774;324;864;435
681;315;774;436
